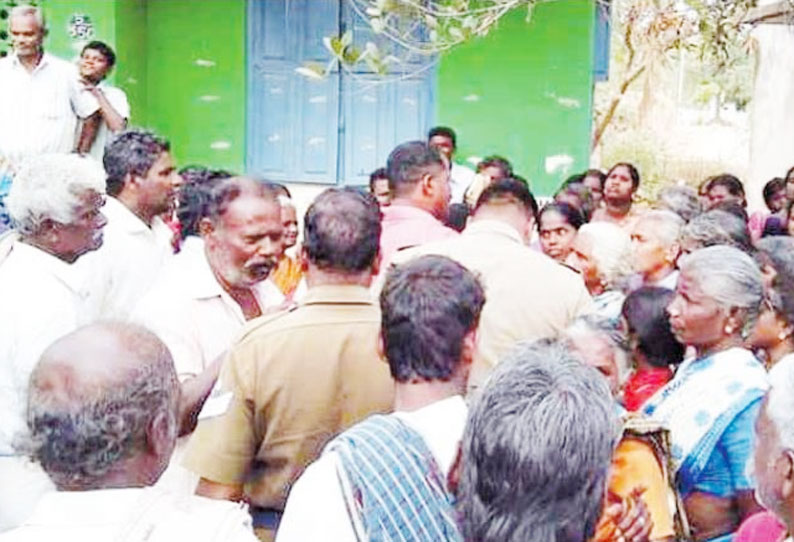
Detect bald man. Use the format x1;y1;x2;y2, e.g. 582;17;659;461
2;323;258;542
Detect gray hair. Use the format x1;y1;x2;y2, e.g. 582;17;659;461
768;356;794;451
25;324;179;490
6;154;105;236
459;340;620;542
9;5;45;30
679;245;763;335
104;129;170;197
756;236;794;326
655;185;701;223
680;210;753;254
564;314;630;384
577;222;634;290
636;209;685;247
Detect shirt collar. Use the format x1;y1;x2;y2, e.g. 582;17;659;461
301;284;375;306
104;197;156;236
381;203;440;223
181;238;284;312
10;51;52;73
463;219;524;244
180;239;225;300
12;240;85;294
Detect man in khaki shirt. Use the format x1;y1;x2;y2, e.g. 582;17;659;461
184;188;394;541
393;178;593;391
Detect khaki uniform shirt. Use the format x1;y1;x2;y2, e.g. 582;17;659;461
392;219;593;391
183;284;394;512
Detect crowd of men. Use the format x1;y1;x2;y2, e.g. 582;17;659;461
4;4;794;542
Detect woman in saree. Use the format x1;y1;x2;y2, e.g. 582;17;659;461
643;245;768;542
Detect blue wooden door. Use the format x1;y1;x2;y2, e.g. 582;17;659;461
247;0;341;182
247;0;435;185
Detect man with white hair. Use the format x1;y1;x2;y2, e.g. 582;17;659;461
0;5;99;161
630;210;684;290
0;323;258;541
0;154;106;530
753;357;794;539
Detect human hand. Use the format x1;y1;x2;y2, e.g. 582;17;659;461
602;488;653;542
80;79;102;97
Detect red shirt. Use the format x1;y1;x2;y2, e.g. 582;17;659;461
623;367;672;411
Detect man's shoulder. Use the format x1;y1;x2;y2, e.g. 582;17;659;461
235;297;379;347
136;488;258;542
41;53;80;76
99;83;130;108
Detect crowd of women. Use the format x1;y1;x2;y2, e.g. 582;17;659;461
490;160;794;542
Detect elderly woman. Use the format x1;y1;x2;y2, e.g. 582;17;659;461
678;209;754;256
643;245;767;542
565;317;678;542
566;222;633;322
749;236;794;368
656;185;702;223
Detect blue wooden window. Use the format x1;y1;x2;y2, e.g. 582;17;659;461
247;0;435;185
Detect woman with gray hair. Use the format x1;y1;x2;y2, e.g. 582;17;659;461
643;245;767;542
566;221;633;322
678;210;754;256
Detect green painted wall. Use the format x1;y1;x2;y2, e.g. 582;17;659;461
43;0;147;124
43;1;116;67
114;0;147;127
146;0;246;172
436;1;596;196
39;0;594;191
41;0;245;172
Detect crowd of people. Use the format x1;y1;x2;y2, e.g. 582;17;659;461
5;4;794;542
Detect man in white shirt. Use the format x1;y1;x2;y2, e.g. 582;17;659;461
133;178;285;453
79;129;182;320
0;322;258;542
277;255;485;542
428;126;475;204
77;41;130;162
0;154;106;531
0;6;99;163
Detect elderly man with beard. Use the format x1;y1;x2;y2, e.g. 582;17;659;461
0;154;106;530
184;188;395;541
132;177;285;492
